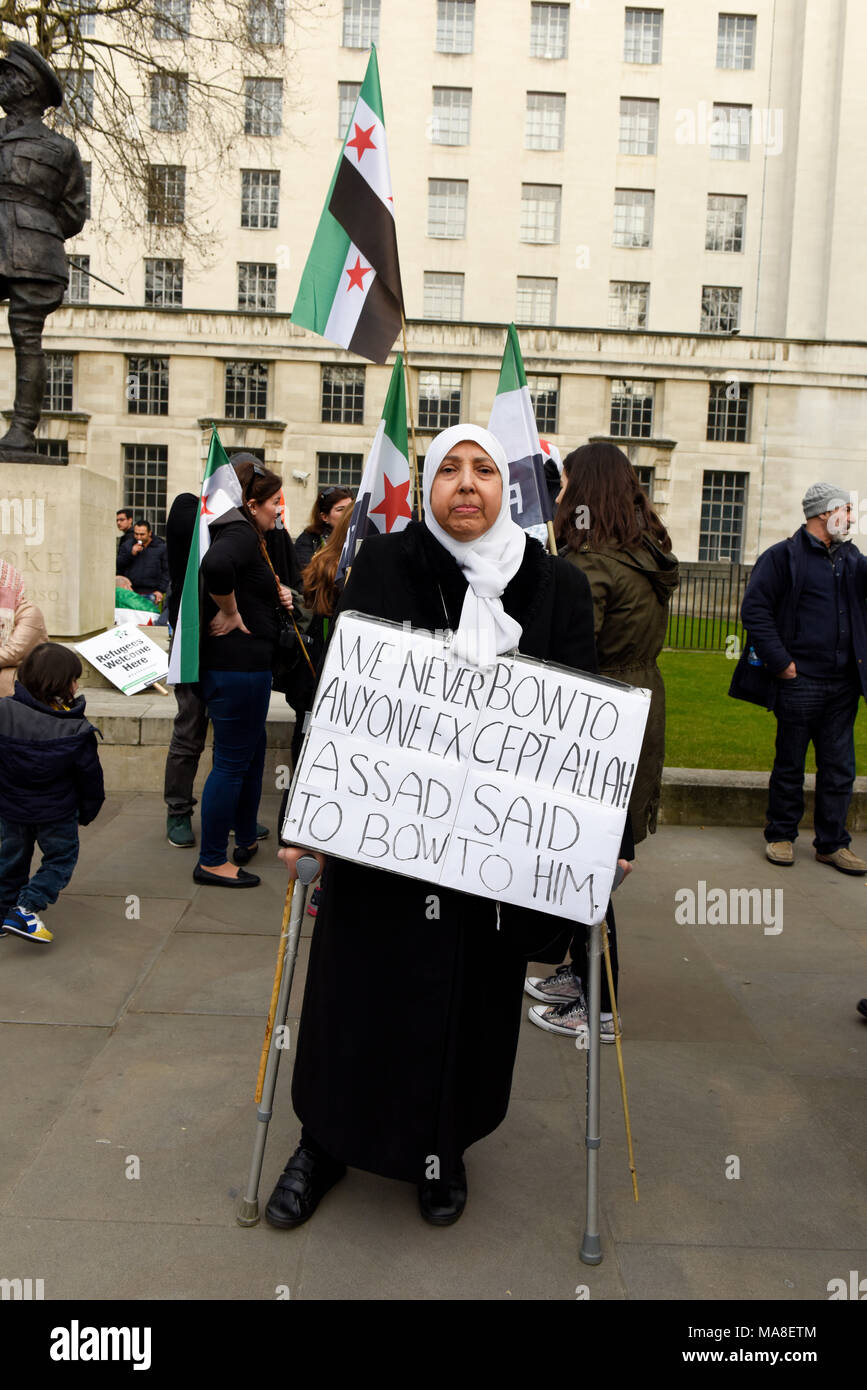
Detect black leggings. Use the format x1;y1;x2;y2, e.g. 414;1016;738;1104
568;901;619;1013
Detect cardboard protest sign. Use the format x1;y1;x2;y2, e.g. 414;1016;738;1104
75;627;168;696
282;613;650;924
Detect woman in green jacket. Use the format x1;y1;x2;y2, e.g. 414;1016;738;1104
527;441;679;1038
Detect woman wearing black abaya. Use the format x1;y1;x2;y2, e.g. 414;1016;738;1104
268;424;633;1229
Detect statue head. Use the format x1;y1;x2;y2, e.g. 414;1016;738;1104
0;41;64;117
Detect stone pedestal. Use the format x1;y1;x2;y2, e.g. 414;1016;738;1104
0;460;115;638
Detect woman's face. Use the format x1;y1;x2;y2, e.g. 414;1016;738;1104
430;440;503;541
324;497;353;528
249;491;282;532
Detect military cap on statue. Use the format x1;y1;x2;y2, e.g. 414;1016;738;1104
0;40;65;110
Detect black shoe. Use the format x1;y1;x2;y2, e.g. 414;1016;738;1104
265;1145;347;1229
418;1159;467;1226
233;842;259;865
858;999;867;1020
256;822;270;840
193;864;260;888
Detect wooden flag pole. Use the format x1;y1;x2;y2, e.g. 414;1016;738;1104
400;311;422;519
601;915;639;1202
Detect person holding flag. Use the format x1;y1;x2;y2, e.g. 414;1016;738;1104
192;457;295;887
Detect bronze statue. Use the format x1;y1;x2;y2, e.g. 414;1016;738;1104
0;41;87;461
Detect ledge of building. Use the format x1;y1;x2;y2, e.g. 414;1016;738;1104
659;767;867;831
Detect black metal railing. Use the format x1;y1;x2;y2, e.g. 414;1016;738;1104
665;562;752;651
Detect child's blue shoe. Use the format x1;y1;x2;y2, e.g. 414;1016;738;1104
3;906;53;944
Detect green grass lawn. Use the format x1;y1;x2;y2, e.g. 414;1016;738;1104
659;651;867;771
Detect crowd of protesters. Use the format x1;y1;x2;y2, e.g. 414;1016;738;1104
3;425;866;1224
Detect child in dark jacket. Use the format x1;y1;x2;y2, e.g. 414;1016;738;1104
0;643;104;944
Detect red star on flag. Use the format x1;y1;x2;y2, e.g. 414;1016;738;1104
200;494;214;516
370;475;412;532
346;122;377;161
345;256;373;291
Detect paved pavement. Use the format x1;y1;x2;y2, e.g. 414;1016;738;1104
1;794;865;1301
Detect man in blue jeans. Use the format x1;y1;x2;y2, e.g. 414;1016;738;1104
740;482;867;873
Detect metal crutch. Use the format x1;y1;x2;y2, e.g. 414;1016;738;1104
579;914;603;1265
237;854;322;1227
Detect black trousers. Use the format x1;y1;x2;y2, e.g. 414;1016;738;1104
163;683;209;815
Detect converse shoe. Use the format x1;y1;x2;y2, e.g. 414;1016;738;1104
528;991;619;1043
524;963;584;1003
3;906;52;944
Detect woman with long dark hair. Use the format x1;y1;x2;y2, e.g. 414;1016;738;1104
294;486;354;572
527;441;678;1037
194;460;294;888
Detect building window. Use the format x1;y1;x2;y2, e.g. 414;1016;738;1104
238;262;277;312
126;356;169;416
248;0;285;44
610;378;654;437
123;444;168;530
147;164;185;224
338;82;361;139
711;103;751;160
525;91;565;150
436;0;475;53
608;281;649;329
418;371;462;430
321;365;365;424
225;361;269;419
35;439;69;464
343;0;380;48
153;0;190;38
530;3;569;59
57;69;94;125
423;271;464;321
82;161;92;219
144;258;183;306
77;0;98;36
150;72;188;132
527;374;559;432
64;256;90;304
613;188;654;247
431;87;472;145
317;452;363;488
633;463;654;499
516;276;557;326
520;183;561;243
699;470;747;562
244;77;283;135
619;97;659;155
427;179;468;239
707;382;751;442
624;7;663;63
241;170;280;228
717;13;756;69
701;284;741;332
706;193;746;252
43;353;74;413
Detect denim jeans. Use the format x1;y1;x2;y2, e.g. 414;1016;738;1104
198;669;272;867
766;672;861;852
0;816;80;914
164;682;209;815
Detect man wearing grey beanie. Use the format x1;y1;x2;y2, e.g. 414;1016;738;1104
731;483;867;871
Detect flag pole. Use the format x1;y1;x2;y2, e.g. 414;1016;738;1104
400;310;423;519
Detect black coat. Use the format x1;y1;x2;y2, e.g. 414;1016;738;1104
117;535;170;596
0;683;104;825
290;521;610;1184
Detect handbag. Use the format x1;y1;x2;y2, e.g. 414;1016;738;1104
272;602;316;696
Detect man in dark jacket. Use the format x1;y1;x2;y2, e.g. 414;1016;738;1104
117;519;169;600
738;482;867;873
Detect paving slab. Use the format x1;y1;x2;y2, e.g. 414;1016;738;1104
616;1242;867;1302
0;895;186;1026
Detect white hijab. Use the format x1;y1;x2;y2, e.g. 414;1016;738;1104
423;423;526;666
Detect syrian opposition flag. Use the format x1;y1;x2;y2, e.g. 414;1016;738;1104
338;354;411;579
488;323;554;534
166;428;243;685
292;47;403;364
